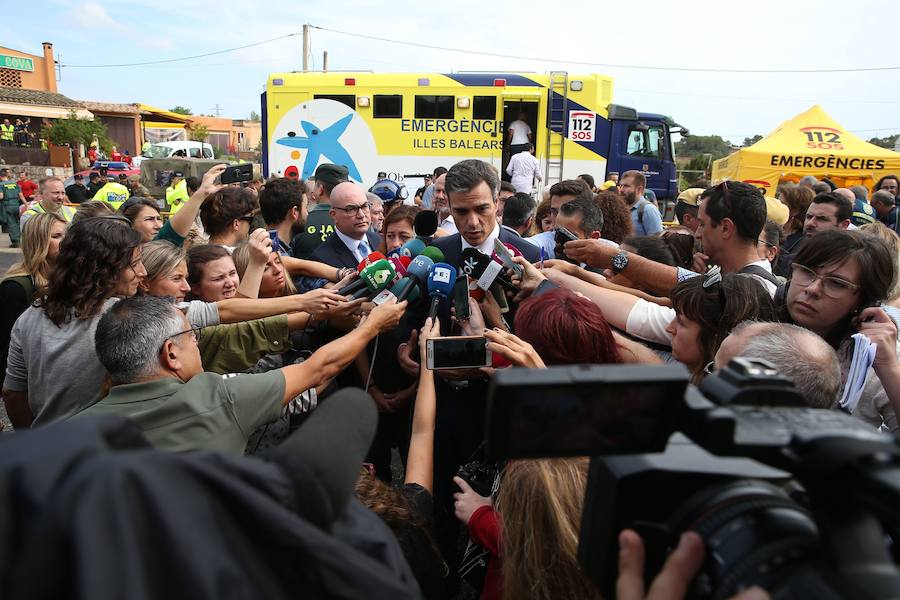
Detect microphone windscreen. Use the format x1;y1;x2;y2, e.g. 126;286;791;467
414;210;439;238
360;259;396;293
427;262;457;299
407;255;434;284
421;245;445;263
391;276;420;302
398;238;425;259
277;388;377;518
388;256;410;277
357;251;386;272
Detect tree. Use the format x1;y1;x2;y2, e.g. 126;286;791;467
190;124;209;142
742;135;763;147
249;110;261;121
674;135;732;160
868;134;899;150
40;110;111;152
170;106;193;115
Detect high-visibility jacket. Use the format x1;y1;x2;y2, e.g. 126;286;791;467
22;202;75;222
93;182;131;209
166;179;190;213
0;124;13;141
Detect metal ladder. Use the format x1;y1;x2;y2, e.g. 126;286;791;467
544;71;568;185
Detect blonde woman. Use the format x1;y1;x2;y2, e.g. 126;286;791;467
453;457;600;600
1;213;66;380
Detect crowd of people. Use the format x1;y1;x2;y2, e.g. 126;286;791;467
3;156;900;600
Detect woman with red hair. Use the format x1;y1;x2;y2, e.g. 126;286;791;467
513;287;624;365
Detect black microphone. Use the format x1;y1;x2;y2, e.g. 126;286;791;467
414;210;439;242
459;247;517;292
268;388;377;520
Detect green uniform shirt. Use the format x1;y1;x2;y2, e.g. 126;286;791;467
79;370;285;453
291;203;335;259
198;314;290;374
1;181;21;203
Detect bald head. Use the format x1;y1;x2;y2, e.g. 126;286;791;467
715;321;841;408
329;182;371;239
834;188;855;203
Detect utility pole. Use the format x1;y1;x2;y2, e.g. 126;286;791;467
323;51;328;72
302;23;310;72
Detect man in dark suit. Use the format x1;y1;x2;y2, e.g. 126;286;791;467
426;160;541;590
309;181;382;270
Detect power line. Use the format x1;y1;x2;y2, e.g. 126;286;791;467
310;24;900;74
617;87;900;105
60;32;299;68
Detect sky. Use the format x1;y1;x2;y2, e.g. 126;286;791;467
9;0;900;144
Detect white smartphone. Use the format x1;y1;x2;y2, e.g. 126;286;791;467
426;336;492;370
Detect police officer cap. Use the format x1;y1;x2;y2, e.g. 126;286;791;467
172;171;184;178
369;179;409;204
314;163;349;187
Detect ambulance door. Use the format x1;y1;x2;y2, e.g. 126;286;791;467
501;91;541;182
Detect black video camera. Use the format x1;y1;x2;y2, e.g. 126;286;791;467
485;359;900;599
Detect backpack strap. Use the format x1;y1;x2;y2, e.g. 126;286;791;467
635;198;648;229
739;264;782;291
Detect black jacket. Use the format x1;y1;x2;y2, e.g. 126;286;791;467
0;416;422;600
310;230;383;270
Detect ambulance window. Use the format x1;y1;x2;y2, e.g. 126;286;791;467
415;95;454;119
374;95;403;118
473;96;496;120
314;94;356;110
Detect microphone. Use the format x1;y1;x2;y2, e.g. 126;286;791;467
459;247;517;292
357;251;386;272
393;238;425;259
373;275;422;305
388;255;412;278
427;262;457;320
274;388;377;520
351;259;396;300
421;245;445;263
398;255;434;302
414;210;439;242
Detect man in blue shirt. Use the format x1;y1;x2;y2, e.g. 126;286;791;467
619;170;663;236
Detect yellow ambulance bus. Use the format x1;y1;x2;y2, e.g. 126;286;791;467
262;71;685;201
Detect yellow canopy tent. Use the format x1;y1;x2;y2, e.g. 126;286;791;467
712;105;900;194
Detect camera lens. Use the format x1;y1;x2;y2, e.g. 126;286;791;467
666;480;819;600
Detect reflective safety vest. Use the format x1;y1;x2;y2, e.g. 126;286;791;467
23;202;75;222
166;179;190;213
93;182;131;210
0;124;13;141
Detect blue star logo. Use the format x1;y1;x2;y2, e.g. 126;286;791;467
275;113;362;181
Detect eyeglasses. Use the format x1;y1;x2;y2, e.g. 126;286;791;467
334;202;372;217
703;361;715;375
790;263;859;298
757;238;778;250
237;214;256;223
163;323;203;347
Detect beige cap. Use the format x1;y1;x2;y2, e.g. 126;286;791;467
676;188;704;206
764;196;789;226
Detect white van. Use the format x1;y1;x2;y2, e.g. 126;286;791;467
133;141;215;166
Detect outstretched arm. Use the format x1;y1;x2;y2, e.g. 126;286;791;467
166;164;226;238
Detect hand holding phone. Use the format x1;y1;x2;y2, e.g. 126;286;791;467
219;163;253;185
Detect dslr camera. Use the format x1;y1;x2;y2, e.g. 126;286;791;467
486;359;900;599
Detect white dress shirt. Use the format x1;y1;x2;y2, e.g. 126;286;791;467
460;222;501;256
439;214;458;234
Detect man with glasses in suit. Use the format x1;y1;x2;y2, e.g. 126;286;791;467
310;182;382;270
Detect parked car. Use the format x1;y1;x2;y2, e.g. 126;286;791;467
132;141;215;167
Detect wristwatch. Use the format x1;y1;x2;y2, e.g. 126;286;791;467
611;251;629;274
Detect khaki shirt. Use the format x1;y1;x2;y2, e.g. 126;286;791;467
198;314;290;374
80;371;285;453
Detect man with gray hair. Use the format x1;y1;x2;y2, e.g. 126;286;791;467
871;190;898;230
367;192;385;234
714;321;842;408
80;294;405;453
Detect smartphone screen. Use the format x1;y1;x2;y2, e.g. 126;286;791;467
427;336;490;370
453;278;471;321
220;163;253;184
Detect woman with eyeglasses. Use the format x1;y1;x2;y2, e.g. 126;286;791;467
2;216;146;429
781;229;899;430
199;186;260;251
